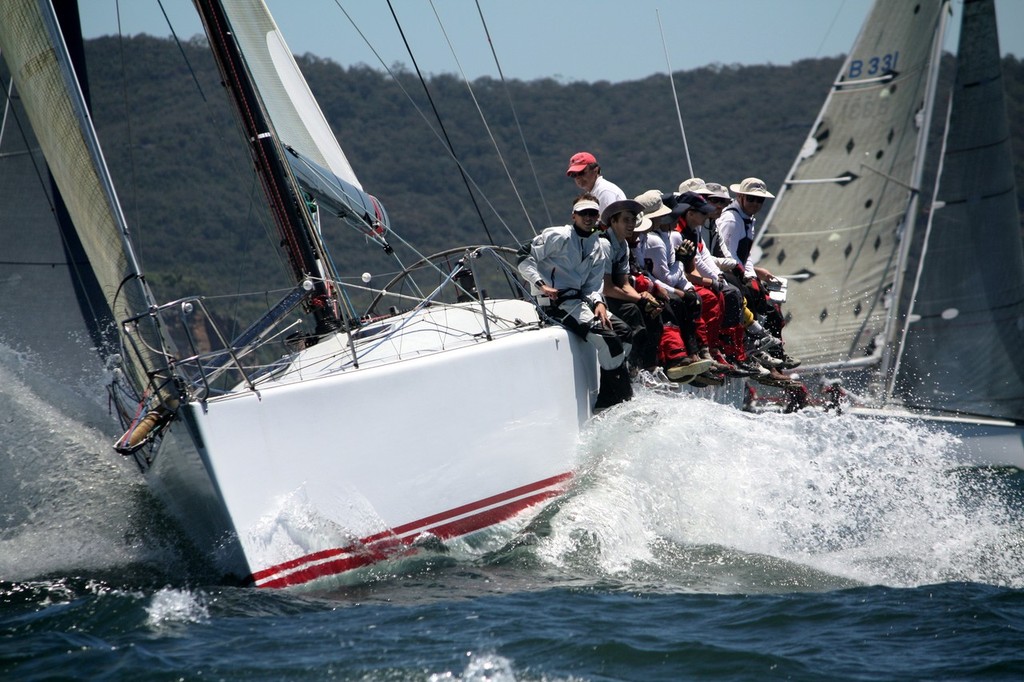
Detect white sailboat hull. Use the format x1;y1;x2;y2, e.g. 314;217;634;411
147;302;597;587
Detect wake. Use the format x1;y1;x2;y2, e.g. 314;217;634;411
536;389;1024;590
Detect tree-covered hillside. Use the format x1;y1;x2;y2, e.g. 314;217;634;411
80;35;1024;322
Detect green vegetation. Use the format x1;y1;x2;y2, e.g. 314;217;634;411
83;36;1024;325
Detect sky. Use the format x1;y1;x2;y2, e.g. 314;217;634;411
78;0;1024;84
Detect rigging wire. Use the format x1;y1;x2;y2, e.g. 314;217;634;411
427;0;536;237
155;0;324;327
156;0;208;103
384;0;497;247
474;0;552;229
326;0;523;245
115;1;141;244
657;9;693;179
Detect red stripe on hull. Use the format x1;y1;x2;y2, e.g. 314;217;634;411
251;472;572;588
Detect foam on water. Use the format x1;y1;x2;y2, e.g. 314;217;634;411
145;587;210;627
538;389;1024;590
0;344;190;583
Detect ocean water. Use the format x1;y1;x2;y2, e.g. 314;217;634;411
2;346;1023;681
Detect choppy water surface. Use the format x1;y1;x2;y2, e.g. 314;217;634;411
2;351;1023;680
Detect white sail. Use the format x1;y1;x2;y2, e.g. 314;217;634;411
893;0;1024;420
0;0;161;392
219;0;361;189
756;0;948;370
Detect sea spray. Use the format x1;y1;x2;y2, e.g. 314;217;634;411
537;390;1024;590
0;345;192;583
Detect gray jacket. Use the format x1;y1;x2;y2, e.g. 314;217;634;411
518;224;607;309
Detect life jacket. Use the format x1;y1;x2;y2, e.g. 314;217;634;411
722;206;755;265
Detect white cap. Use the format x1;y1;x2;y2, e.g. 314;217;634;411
572;199;600;213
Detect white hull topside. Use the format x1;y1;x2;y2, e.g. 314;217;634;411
147;300;598;588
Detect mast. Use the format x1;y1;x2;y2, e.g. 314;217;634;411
192;0;341;334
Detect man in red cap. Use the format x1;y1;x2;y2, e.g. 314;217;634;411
566;151;626;213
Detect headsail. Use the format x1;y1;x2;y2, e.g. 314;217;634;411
893;0;1024;420
0;0;164;394
755;0;948;370
0;30;112;384
219;0;359;187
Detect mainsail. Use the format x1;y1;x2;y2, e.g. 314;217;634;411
218;0;390;244
892;0;1024;421
756;0;948;370
0;11;111;386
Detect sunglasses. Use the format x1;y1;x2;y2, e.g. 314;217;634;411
708;198;730;206
568;170;588;178
575;210;600;218
744;195;766;204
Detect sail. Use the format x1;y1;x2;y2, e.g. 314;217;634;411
755;0;947;369
0;61;111;388
220;0;357;184
0;0;161;393
893;0;1024;420
219;0;390;238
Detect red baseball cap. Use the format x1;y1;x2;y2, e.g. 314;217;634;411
566;151;597;176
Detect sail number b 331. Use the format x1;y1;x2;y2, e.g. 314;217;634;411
848;52;899;79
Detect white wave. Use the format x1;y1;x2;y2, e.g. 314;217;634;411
538;390;1024;589
145;587;209;627
0;343;182;581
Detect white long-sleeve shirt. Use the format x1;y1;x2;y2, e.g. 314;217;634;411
635;230;693;294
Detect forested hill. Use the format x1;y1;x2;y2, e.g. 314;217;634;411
81;34;1024;312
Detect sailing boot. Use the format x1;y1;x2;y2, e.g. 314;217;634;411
595;366;634;409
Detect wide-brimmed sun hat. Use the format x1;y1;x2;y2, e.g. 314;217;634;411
729;177;775;198
678;177;707;194
703;182;731;200
634;189;672;221
600;199;644;227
